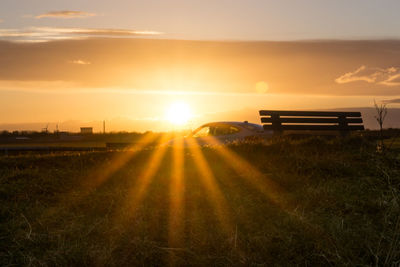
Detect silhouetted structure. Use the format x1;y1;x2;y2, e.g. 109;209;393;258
80;127;93;134
259;110;364;135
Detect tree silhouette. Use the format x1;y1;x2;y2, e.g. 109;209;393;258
374;100;388;151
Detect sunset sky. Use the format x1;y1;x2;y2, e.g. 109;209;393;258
1;0;400;131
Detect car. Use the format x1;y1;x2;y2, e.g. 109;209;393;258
166;121;271;147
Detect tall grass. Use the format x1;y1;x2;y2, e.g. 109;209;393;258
0;136;399;266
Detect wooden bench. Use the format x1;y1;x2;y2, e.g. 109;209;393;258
259;110;364;135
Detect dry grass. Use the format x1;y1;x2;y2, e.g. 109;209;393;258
0;136;399;266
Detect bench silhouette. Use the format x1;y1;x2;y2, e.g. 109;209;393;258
259;110;364;135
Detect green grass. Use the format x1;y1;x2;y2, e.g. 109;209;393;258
0;136;399;266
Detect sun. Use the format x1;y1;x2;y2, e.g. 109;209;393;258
166;102;192;125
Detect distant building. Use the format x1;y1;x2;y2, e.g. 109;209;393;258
80;127;93;134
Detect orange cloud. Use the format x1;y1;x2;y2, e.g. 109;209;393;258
380;73;400;86
383;98;400;104
335;65;400;86
35;11;96;19
69;60;91;65
0;39;399;96
0;27;163;42
0;80;77;92
39;27;163;36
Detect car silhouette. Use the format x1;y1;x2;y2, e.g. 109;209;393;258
167;121;271;146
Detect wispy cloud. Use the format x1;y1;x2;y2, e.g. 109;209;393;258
335;65;400;86
380;73;400;86
0;28;50;38
383;98;400;104
69;60;91;65
38;27;162;36
0;80;77;92
35;11;96;19
0;27;163;42
335;66;377;83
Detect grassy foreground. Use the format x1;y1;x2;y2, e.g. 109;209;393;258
0;137;399;266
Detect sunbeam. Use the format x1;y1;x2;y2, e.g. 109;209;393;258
112;133;172;226
36;133;158;223
168;134;185;246
167;134;185;265
82;133;157;190
207;136;290;209
202;138;330;243
186;137;234;235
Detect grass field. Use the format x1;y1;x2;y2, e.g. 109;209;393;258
0;142;106;148
0;136;399;266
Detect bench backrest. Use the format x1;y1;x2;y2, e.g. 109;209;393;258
259;110;364;134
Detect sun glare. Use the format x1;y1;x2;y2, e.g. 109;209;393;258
166;102;192;125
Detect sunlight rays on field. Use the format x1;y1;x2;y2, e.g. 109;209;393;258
168;135;185;249
3;132;399;266
36;133;158;222
11;131;332;265
74;132;297;258
83;133;157;190
103;133;290;249
206;136;290;210
114;133;172;224
186;138;234;235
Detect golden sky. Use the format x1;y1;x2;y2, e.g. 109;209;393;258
1;39;400;95
0;39;400;131
1;0;400;131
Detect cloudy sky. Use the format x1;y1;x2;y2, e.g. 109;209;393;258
0;0;400;131
1;0;400;41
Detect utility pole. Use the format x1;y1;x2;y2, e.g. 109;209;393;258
103;120;106;134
